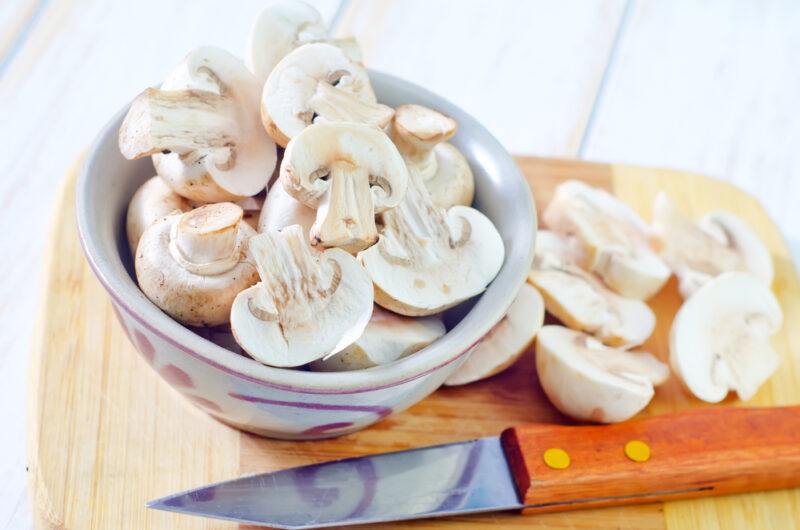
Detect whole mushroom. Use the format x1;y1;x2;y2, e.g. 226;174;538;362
280;121;409;253
390;104;475;209
119;47;277;203
261;43;393;147
126;176;191;255
135;202;259;326
230;225;374;367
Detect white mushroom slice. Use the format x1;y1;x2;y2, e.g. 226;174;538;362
359;171;504;316
529;265;655;348
246;0;327;83
230;225;373;367
543;180;670;300
258;179;316;240
532;229;584;269
135;203;258;326
445;283;544;386
390;104;474;209
536;326;669;423
652;192;774;298
126;176;191;255
670;272;782;403
119;47;277;203
261;43;392;147
280;121;409;253
310;306;446;371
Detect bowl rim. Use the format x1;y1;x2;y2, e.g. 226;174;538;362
76;70;536;395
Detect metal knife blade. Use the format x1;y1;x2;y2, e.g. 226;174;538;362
147;436;522;528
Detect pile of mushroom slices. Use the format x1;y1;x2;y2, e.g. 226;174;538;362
518;180;782;424
117;0;506;372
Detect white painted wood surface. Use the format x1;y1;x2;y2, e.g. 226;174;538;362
3;1;799;528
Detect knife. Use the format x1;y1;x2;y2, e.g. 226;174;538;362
148;406;800;528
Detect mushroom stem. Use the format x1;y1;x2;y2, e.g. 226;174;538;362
169;203;244;275
119;88;236;161
390;105;457;181
308;82;394;130
311;164;378;252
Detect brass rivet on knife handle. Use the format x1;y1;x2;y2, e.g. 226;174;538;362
543;448;570;469
624;440;651;462
499;406;800;515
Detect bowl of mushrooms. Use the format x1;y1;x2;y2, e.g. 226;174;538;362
76;2;535;439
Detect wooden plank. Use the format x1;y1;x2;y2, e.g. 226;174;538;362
29;157;800;529
335;0;628;156
581;0;800;264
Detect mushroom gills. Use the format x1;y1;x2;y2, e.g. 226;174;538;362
310;306;446;371
445;283;544;386
543;180;670;300
230;225;374;367
652;192;774;298
535;325;669;423
669;271;782;403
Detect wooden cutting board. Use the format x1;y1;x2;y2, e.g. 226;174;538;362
28;157;800;530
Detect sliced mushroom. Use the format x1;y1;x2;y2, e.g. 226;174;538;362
670;272;782;403
652;192;774;298
358;170;504;316
445;283;544;386
390;104;474;209
126;176;191;255
230;225;373;367
261;42;393;147
119;47;277;203
543;180;670;300
280;121;408;253
529;237;655;348
310;306;446;371
535;326;669;423
258;179;316;239
135;203;259;326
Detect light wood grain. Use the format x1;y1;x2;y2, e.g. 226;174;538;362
28;157;800;529
582;0;800;263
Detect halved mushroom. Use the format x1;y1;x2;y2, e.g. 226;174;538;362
261;43;393;147
358;170;504;316
535;326;669;423
230;225;373;367
135;202;259;326
652;192;774;298
310;305;446;371
543;180;670;300
280;121;408;253
119;47;277;203
390;104;474;209
258;179;316;240
126;176;191;255
529;231;655;348
445;283;544;386
670;272;782;403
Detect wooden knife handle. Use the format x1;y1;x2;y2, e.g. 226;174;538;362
500;406;800;514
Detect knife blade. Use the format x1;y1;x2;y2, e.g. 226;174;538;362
148;406;800;528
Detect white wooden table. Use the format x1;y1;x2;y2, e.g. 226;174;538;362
3;1;800;527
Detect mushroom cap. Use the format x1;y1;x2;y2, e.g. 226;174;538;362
230;225;374;367
246;0;327;83
535;326;669;423
445;282;544;386
669;271;782;403
544;180;670;300
261;42;386;147
135;207;258;327
359;181;505;316
126;176;190;255
280;121;409;252
149;46;276;202
529;264;655;348
310;306;446;371
257;177;316;239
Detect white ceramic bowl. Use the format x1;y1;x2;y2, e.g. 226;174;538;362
76;71;536;440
